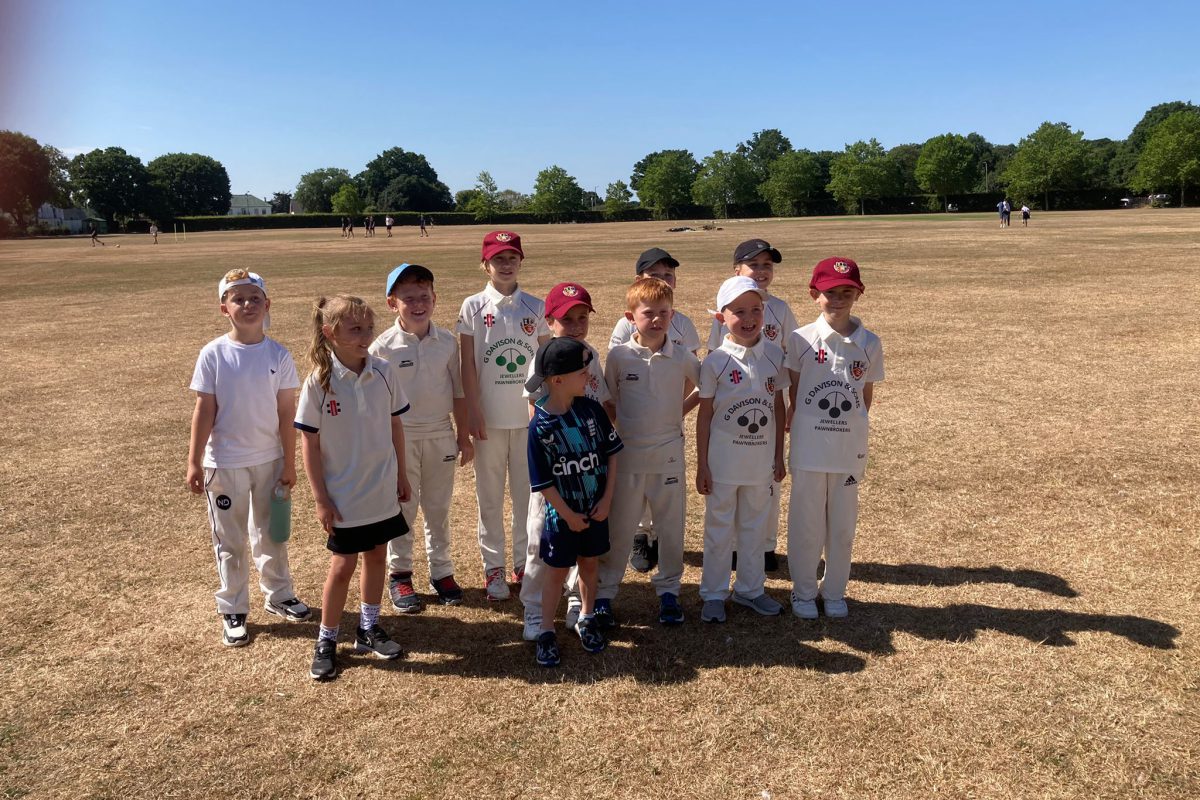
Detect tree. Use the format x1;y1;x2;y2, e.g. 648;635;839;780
465;170;502;221
0;131;53;228
1002;122;1089;210
330;183;365;215
270;192;292;214
887;143;923;196
294;167;352;213
1131;111;1200;206
69;146;155;224
147;153;232;216
759;150;823;216
915;133;976;209
530;165;584;221
454;189;481;210
355;147;453;211
636;151;700;219
43;145;74;208
827;139;892;214
1083;138;1124;189
497;189;531;210
603;180;634;219
737;129;793;184
692;150;757;217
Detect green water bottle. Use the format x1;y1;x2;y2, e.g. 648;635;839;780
269;484;292;543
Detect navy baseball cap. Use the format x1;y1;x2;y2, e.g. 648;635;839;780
635;247;680;274
386;263;435;296
734;239;782;264
524;337;592;393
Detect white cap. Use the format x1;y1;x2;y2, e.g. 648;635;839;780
218;271;267;300
714;275;766;313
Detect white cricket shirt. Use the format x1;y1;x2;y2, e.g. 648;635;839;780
605;337;700;473
785;315;884;478
609;310;701;354
369;321;463;440
190;335;300;469
699;337;789;487
294;354;411;527
457;283;549;429
706;293;798;353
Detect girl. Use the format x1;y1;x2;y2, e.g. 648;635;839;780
457;231;550;601
295;295;413;681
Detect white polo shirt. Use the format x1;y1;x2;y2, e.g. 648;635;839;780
457;283;550;429
706;293;798;353
605;337;700;473
189;335;300;469
523;340;610;405
699;337;789;487
609;310;701;354
294;354;410;527
369;321;463;440
785;315;884;479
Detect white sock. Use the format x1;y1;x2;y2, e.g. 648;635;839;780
360;603;380;631
318;625;338;643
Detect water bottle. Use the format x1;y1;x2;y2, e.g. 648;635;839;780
269;484;292;543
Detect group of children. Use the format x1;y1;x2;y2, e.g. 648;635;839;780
187;231;883;679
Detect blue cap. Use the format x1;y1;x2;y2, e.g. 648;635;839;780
385;263;435;297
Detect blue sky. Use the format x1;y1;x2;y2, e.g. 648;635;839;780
4;1;1198;200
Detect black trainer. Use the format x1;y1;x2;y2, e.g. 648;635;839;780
593;598;617;631
575;616;607;654
535;631;560;667
310;638;338;680
355;624;404;660
629;533;653;573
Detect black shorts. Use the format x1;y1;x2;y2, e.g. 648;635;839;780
327;511;409;554
540;514;609;568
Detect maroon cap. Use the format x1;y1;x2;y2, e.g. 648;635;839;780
810;257;865;293
544;282;593;319
482;230;523;261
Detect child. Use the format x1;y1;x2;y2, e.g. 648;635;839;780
785;258;883;619
696;276;788;623
519;282;611;640
599;276;700;625
458;231;550;600
370;264;473;612
295;295;413;681
608;247;701;575
187;269;311;647
706;239;798;573
525;337;623;666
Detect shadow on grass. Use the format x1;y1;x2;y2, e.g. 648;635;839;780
851;562;1080;598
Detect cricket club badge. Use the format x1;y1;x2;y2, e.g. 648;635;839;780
833;260;851;274
765;376;776;395
587;371;600;395
495;232;512;242
521;317;536;335
763;323;779;341
851;360;865;380
562;285;579;297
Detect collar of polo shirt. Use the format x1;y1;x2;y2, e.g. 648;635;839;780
483;282;517;305
815;314;867;345
629;336;675;358
393;318;443;342
721;336;765;361
330;352;377;382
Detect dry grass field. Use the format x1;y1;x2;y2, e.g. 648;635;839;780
0;210;1196;799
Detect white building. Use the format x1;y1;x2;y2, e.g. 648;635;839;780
228;193;271;216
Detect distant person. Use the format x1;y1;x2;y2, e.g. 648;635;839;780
419;214;430;237
997;200;1006;227
385;215;394;237
89;222;105;247
347;217;355;238
341;217;349;238
150;222;159;244
1021;205;1031;226
363;216;372;237
1003;199;1012;227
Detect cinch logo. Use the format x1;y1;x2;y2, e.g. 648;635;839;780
815;348;827;364
484;313;495;328
553;451;600;476
327;400;341;416
729;369;743;384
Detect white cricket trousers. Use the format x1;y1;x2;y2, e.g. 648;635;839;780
472;426;530;574
519;493;580;614
700;481;771;601
599;471;686;599
204;459;296;615
387;434;458;580
787;469;860;602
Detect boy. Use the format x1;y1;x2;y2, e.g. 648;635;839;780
187;269;311;647
696;276;788;622
599;276;700;625
785;258;883;619
608;247;701;575
706;239;798;572
519;282;611;640
526;338;623;666
370;263;474;612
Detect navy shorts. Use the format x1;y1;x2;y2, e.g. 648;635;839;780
327;511;409;555
540;514;610;568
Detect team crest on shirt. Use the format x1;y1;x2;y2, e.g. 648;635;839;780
587;372;600;394
521;317;536;335
729;369;743;384
586;417;598;439
851;361;865;380
765;376;776;395
763;324;779;341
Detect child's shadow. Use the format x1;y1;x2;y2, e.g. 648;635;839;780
851;561;1079;598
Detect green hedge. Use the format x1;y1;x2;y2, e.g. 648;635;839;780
172;208;655;232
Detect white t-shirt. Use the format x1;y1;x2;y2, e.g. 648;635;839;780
609;310;701;354
369;321;463;440
457;283;550;429
189;335;299;469
785;315;884;479
605;337;700;473
699;337;789;487
524;340;610;405
706;293;798;353
294;354;410;527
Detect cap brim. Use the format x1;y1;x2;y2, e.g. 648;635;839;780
483;245;523;261
524;373;546;393
811;278;864;293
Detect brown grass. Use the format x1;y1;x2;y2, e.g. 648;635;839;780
0;211;1196;799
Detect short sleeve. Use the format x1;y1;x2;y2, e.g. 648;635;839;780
189;347;215;394
865;337;885;382
589;358;611;405
536;315;551;338
682;350;701;387
276;348;300;391
677;314;701;355
608;318;632;349
773;366;791;394
698;356;719;399
594;404;623;457
456;298;476;337
783;330;805;373
603;349;620;402
527;417;554;491
294;377;324;433
387;362;410;415
705;316;724;353
449;336;465;398
777;303;799;353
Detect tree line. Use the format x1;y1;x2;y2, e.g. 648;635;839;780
2;100;1198;233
